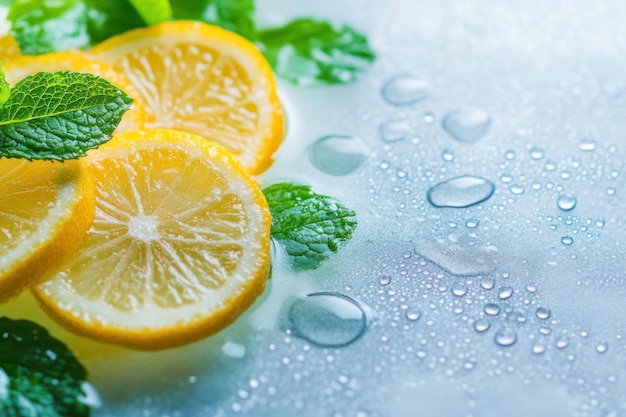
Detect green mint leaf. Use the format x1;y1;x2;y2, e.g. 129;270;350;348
258;18;376;86
8;0;144;54
129;0;172;26
171;0;256;40
263;182;357;270
0;317;90;417
0;62;10;107
0;71;133;161
8;0;90;55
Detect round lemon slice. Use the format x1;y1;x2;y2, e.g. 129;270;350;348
0;158;95;304
33;129;272;350
92;21;284;175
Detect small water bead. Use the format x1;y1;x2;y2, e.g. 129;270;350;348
423;112;435;123
504;150;516;160
427;176;495;208
441;107;491;144
529;147;545;160
441;149;455;161
498;286;513;300
473;319;491;333
381;75;431;105
406;310;422;321
535;307;551;320
509;185;525;195
378;275;392;286
596;341;609;354
555;337;569;349
484;303;501;316
288;292;367;347
556;195;577;211
494;328;518;347
532;343;547;355
451;282;468;297
380;120;411;143
579;139;597;152
480;276;495;290
561;236;574;245
526;283;537;293
465;219;480;228
606;187;616;196
308;135;367;176
560;171;572;180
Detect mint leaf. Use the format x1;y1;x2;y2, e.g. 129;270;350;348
0;63;10;107
8;0;90;55
263;183;357;270
129;0;172;26
171;0;256;40
8;0;144;54
0;71;133;160
258;18;376;86
0;317;90;417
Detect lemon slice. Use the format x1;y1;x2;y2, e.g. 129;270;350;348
3;51;146;133
0;158;95;304
33;129;272;350
92;21;284;175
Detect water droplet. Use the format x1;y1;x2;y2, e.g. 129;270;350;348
308;135;367;176
498;286;513;300
222;341;246;358
381;75;430;105
596;341;609;354
451;282;468;297
380;120;411;143
473;319;491;333
378;275;392;286
561;236;574;245
579;139;597;152
535;307;551;320
556;195;577;211
288;292;366;347
406;310;422;321
441;149;455;161
484;303;501;316
556;336;569;349
504;150;516;160
606;187;616;196
427;176;495;208
532;343;547;355
465;219;480;228
495;328;517;347
442;107;491;144
509;185;525;195
480;276;495;290
529;147;545;160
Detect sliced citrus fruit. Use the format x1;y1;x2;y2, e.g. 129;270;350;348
91;21;284;175
0;34;21;61
32;129;272;350
0;158;95;304
3;51;146;134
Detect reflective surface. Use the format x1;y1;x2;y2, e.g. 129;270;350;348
4;0;626;415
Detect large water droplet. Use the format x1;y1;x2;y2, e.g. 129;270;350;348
442;108;491;144
380;120;411;143
494;328;517;347
288;293;366;347
556;194;577;211
381;75;430;105
427;176;495;208
308;135;367;176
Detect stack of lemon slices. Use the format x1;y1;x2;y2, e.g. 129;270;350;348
0;21;284;350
